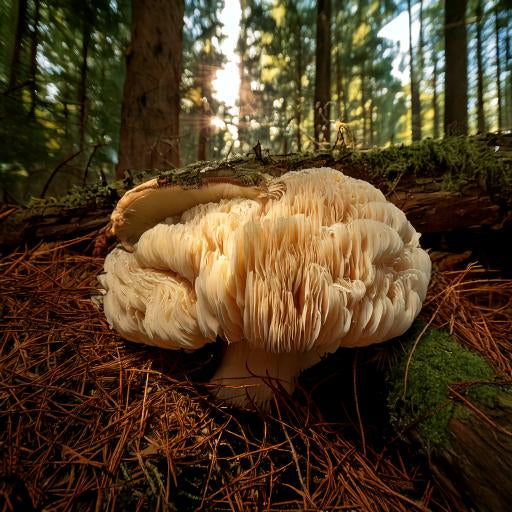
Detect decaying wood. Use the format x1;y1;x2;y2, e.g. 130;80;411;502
393;189;503;233
1;144;511;254
385;263;512;512
430;390;512;512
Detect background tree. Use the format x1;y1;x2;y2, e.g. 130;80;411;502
475;0;486;133
444;0;468;135
0;0;511;203
314;0;331;145
408;0;422;141
117;0;184;176
1;0;130;200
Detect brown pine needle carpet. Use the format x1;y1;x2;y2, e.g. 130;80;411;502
1;234;511;511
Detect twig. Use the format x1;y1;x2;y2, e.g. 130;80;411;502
82;143;105;186
353;350;366;455
40;149;86;198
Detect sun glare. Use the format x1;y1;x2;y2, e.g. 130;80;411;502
211;116;226;129
212;0;242;112
213;61;241;110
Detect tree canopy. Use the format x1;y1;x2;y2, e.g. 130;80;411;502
0;0;510;201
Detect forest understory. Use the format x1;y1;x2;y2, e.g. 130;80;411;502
1;136;512;511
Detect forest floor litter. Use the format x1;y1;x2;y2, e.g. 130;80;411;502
1;232;511;511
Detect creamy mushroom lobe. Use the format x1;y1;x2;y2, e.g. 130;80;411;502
99;168;431;407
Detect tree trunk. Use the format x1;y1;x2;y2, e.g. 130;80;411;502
368;100;374;147
475;0;486;133
335;47;341;120
495;7;503;132
197;64;213;162
8;0;28;91
385;327;512;512
361;68;367;146
78;0;91;152
314;0;331;146
506;25;511;130
295;20;303;153
432;50;440;139
282;97;288;154
117;0;183;177
408;0;422;141
237;0;251;149
28;0;40;117
444;0;468;136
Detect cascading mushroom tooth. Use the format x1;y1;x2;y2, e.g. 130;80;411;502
99;167;431;409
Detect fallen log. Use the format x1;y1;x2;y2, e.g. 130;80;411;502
385;326;512;511
1;137;511;256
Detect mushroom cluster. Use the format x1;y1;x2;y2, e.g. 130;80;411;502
99;167;431;407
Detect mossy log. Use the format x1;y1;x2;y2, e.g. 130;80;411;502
386;326;512;511
1;137;511;254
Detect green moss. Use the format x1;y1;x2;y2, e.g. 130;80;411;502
337;136;512;203
18;136;512;220
386;325;499;451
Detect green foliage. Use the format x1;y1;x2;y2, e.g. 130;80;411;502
337;136;512;203
386;325;498;450
0;0;130;203
1;0;510;203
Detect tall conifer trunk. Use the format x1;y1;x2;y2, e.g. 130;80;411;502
197;63;212;161
361;68;367;145
237;0;251;148
295;20;303;152
495;7;502;132
506;25;511;129
8;0;28;91
117;0;183;177
432;50;440;139
78;0;91;151
28;0;40;117
444;0;468;135
408;0;422;141
475;0;485;133
314;0;331;145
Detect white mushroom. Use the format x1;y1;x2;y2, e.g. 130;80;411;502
99;167;431;407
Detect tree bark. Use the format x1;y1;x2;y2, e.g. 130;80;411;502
117;0;184;177
8;0;28;91
197;64;213;162
506;25;511;130
444;0;468;136
28;0;40;117
495;7;503;132
385;327;512;512
408;0;422;141
295;19;303;153
475;0;486;133
237;0;251;149
78;0;91;152
368;100;374;147
361;67;367;146
506;24;512;130
432;50;440;139
282;96;288;154
314;0;331;146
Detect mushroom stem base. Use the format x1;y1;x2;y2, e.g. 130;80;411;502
210;342;321;408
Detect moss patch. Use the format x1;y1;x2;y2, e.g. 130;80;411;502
337;135;512;203
386;325;499;451
19;135;512;216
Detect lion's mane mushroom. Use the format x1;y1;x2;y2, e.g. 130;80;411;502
99;167;431;407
